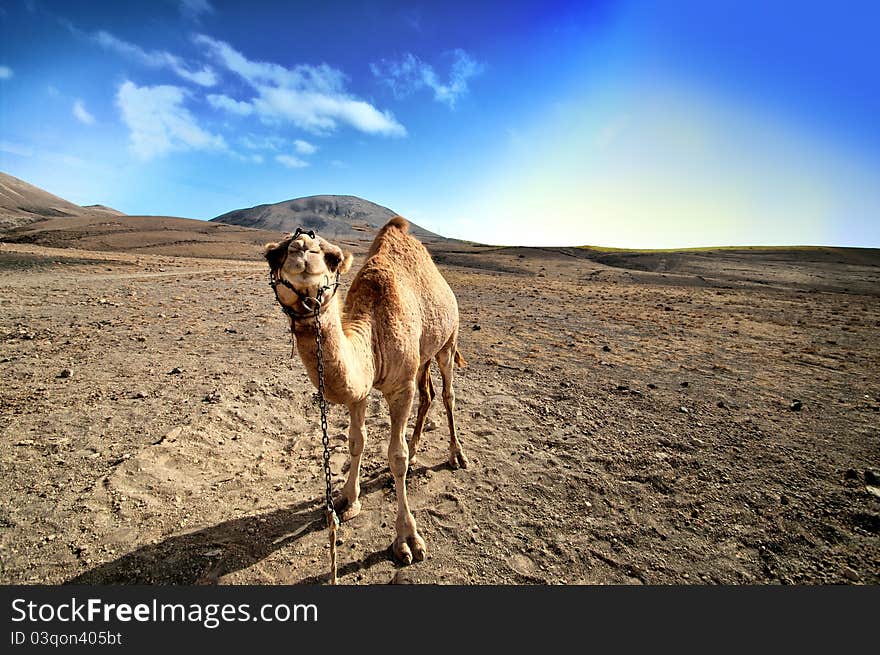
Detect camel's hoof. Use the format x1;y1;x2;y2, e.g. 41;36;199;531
333;497;361;522
449;450;469;470
393;534;426;565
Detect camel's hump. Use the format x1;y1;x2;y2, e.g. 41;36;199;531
385;216;409;232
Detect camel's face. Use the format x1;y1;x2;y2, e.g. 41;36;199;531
264;232;353;305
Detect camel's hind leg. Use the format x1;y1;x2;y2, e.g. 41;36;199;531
436;337;468;470
407;362;434;465
386;381;426;564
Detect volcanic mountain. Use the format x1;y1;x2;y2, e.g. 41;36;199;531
210;194;445;243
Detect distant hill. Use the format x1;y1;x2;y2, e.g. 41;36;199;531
210;194;446;243
0;171;130;231
82;204;126;216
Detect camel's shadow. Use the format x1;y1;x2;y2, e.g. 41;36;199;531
65;462;448;585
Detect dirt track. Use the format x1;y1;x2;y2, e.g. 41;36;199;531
1;242;878;584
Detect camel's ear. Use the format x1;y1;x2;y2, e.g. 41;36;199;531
324;246;353;275
264;241;288;272
340;252;353;275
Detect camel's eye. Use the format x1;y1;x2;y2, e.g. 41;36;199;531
307;230;316;239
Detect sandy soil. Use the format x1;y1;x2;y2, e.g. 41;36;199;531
0;241;878;585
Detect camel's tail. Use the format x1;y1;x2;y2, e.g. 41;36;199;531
454;348;467;368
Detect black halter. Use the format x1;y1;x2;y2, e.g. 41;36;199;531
269;227;341;322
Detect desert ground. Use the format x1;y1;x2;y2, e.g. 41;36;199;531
1;236;878;585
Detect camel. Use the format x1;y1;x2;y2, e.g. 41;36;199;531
264;216;467;564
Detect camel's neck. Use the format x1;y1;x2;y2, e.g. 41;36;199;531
293;294;374;404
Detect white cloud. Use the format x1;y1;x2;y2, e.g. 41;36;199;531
371;49;484;108
239;134;286;150
180;0;213;19
194;34;406;137
206;93;253;115
293;139;317;155
276;154;309;168
72;99;95;125
116;80;226;159
0;66;12;80
94;31;217;87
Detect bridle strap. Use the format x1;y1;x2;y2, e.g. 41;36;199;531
269;270;341;323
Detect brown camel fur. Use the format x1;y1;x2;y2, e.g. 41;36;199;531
264;216;467;564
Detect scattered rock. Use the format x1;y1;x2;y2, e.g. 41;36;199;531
844;468;860;481
132;391;146;399
679;406;690;414
155;427;182;445
224;327;237;334
390;570;414;585
680;381;689;388
58;368;72;379
647;383;657;389
472;324;481;331
602;345;611;352
842;566;860;582
169;367;183;375
790;400;803;412
864;470;880;486
717;400;726;408
204;391;221;404
616;384;629;391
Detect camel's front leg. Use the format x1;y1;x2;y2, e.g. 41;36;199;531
386;383;425;564
335;399;366;522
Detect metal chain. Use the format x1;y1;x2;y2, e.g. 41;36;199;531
312;285;340;584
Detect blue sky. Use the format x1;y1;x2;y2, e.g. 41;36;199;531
1;0;878;247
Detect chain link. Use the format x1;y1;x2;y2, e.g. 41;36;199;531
312;286;337;520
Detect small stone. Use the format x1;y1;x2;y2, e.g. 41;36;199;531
790;400;803;412
58;368;72;379
647;383;657;389
132;391;146;399
224;327;238;334
864;469;880;486
602;345;611;352
717;400;726;408
616;384;629;391
844;468;860;481
680;381;689;388
842;567;860;582
169;367;183;375
679;406;689;414
472;324;481;331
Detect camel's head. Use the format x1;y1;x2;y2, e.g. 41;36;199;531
264;229;354;310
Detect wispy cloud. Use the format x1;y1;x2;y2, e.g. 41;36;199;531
276;154;309;168
294;139;317;155
116;80;226;159
72;99;95;125
180;0;213;20
194;34;406;137
0;141;33;157
0;66;13;80
371;49;484;108
92;30;217;87
206;93;253;115
239;134;286;151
